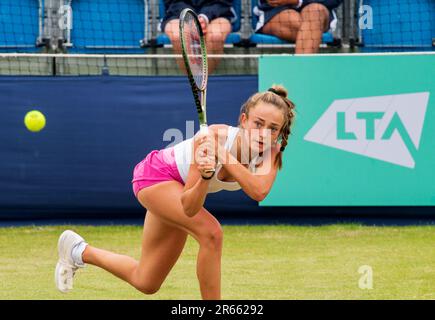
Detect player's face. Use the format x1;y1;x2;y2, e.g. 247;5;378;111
241;102;285;154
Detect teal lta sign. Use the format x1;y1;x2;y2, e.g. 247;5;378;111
259;54;434;206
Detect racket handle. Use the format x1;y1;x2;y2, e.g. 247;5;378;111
199;124;209;134
199;124;215;173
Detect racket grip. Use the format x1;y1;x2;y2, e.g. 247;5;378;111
199;124;215;173
199;124;209;134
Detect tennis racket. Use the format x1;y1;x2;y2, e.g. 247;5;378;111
179;9;215;174
179;8;209;134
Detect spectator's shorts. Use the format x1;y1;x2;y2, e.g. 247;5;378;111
254;3;338;33
160;1;236;33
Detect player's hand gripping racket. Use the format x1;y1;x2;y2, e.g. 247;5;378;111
179;8;215;174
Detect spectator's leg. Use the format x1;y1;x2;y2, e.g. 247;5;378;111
164;19;186;72
205;18;232;74
295;3;329;54
261;10;302;42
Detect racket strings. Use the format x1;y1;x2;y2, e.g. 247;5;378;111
182;12;206;90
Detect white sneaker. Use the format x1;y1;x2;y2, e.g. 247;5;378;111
55;230;86;293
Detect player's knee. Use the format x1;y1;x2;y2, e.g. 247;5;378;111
199;224;224;250
136;281;161;295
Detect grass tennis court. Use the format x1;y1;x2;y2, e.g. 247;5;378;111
0;224;433;300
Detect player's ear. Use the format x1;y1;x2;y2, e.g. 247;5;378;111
239;112;248;129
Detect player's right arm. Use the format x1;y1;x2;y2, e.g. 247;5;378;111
180;131;216;217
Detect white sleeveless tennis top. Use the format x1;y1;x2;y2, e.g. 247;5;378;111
173;126;258;194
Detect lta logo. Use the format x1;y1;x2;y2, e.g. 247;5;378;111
304;93;430;168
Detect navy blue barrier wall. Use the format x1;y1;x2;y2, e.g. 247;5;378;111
0;76;259;219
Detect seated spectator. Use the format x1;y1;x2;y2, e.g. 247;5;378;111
253;0;343;53
161;0;237;73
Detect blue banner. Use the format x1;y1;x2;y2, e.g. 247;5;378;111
0;76;258;218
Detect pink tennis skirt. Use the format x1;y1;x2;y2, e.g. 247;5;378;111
131;147;184;198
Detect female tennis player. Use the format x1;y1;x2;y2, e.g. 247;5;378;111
55;85;295;300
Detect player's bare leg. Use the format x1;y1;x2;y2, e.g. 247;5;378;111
136;181;223;299
82;210;188;294
83;181;223;299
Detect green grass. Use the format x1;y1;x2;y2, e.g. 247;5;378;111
0;224;434;300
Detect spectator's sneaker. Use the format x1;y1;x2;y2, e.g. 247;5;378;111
55;230;86;293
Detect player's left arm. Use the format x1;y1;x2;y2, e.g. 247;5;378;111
221;145;280;202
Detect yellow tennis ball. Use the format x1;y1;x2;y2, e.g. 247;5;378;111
24;110;46;132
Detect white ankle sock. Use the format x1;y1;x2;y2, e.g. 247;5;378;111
71;241;88;267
